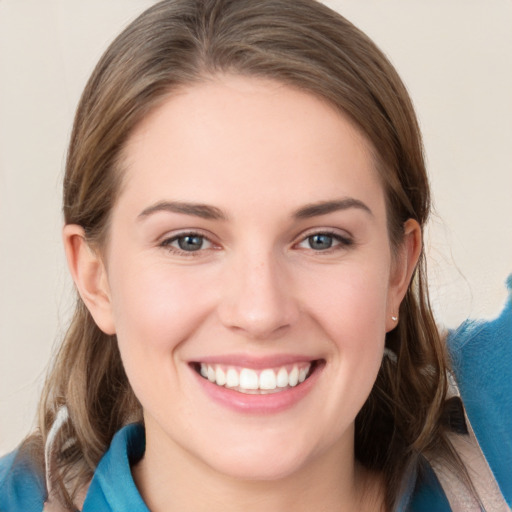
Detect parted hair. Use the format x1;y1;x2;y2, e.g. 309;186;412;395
24;0;463;509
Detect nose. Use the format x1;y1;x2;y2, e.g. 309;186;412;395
217;250;299;340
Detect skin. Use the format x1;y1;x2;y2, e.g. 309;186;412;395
64;75;421;511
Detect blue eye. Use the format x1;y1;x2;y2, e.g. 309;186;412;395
297;231;352;252
162;233;213;253
308;233;335;250
176;234;204;251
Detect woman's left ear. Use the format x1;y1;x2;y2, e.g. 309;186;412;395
386;219;422;332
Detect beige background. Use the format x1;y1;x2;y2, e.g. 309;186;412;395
1;0;511;455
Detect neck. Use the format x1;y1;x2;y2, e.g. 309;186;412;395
132;428;384;512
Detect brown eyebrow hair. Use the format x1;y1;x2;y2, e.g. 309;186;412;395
293;198;373;219
138;197;372;221
138;201;228;220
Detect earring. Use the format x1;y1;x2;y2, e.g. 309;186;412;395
391;315;398;322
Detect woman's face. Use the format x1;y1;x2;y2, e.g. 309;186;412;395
88;76;414;481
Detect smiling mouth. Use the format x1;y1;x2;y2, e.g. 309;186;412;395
192;360;322;394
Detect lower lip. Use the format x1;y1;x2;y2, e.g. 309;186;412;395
192;363;323;414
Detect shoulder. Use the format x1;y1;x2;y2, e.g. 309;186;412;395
0;448;46;512
447;275;512;507
0;424;146;512
402;276;512;511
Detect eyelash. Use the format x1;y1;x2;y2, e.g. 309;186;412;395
159;229;353;257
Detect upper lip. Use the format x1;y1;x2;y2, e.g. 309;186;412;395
189;354;321;369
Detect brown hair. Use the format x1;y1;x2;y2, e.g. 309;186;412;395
28;0;463;509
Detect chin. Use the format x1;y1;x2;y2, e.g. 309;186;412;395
199;436;319;482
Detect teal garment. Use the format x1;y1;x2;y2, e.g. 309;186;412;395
447;274;512;507
80;424;148;512
1;277;511;511
0;449;46;512
407;462;451;511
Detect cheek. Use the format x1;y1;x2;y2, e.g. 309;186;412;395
302;259;391;397
109;261;216;354
107;263;218;412
328;283;388;377
306;261;391;341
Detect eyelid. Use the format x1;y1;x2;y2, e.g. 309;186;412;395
296;226;353;241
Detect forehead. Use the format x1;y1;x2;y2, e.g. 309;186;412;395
119;75;385;217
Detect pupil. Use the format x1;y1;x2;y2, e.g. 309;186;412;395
309;234;333;250
178;235;203;251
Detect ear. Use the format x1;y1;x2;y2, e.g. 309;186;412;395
63;224;116;335
386;219;422;332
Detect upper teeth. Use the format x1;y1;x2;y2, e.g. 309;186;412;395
199;363;311;393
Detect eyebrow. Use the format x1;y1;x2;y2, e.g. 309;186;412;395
138;197;372;222
293;198;373;219
138;201;228;221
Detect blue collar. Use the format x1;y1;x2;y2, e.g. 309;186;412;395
82;423;149;512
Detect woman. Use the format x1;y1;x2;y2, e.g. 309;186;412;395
0;1;510;511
